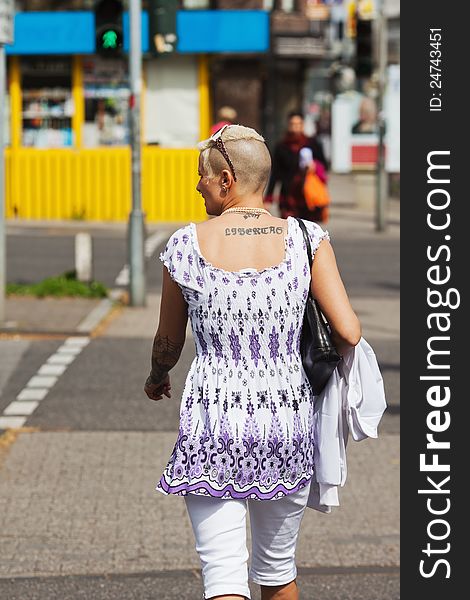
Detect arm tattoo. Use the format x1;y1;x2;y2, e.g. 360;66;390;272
149;333;184;384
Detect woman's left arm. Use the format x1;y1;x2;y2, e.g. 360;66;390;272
144;266;188;402
310;239;361;356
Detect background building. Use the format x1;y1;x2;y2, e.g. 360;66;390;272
2;0;399;222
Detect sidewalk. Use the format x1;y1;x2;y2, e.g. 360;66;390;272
0;290;124;337
0;431;398;576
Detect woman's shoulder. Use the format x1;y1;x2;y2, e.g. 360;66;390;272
163;224;192;250
296;219;330;254
159;224;202;285
160;224;193;265
296;217;327;234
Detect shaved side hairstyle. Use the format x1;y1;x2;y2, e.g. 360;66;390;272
198;125;272;195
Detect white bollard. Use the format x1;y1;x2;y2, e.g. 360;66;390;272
75;233;93;283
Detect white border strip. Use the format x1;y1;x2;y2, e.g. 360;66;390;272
0;336;90;430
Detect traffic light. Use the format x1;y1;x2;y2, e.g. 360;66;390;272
149;0;178;55
355;18;373;78
95;0;123;56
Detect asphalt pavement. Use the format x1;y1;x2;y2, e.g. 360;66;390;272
0;175;400;599
0;569;399;600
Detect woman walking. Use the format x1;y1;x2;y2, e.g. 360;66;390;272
265;111;329;223
144;125;361;600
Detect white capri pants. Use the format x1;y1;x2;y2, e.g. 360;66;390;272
184;481;311;600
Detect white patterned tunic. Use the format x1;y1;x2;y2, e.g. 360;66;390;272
157;217;329;501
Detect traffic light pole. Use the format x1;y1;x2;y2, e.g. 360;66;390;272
128;0;146;306
375;0;388;232
0;45;6;323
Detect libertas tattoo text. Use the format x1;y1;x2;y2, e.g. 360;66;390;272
222;212;284;235
225;226;284;236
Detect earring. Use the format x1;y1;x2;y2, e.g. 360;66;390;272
221;185;228;194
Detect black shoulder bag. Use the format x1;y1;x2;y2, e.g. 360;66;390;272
295;218;342;395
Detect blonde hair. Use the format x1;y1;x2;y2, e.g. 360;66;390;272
198;125;272;194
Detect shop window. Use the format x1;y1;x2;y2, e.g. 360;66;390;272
144;55;199;147
21;57;73;148
83;57;130;147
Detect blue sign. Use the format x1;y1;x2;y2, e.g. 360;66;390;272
177;10;269;53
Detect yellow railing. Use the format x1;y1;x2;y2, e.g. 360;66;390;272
5;147;207;223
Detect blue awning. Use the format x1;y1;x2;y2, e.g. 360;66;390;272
5;10;267;55
177;10;269;53
6;12;95;55
6;11;149;55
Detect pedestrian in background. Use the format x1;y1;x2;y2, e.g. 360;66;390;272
264;111;329;223
211;105;238;135
144;124;361;600
351;96;379;134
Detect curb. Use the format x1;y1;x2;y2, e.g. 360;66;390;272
0;288;126;338
76;289;124;335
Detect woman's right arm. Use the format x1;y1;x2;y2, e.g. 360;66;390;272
310;239;361;356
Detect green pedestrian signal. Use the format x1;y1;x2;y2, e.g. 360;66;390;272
102;30;118;49
95;0;123;55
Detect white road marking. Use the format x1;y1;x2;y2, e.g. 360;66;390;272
47;353;76;365
26;375;58;388
76;298;114;333
64;337;90;347
17;388;49;401
76;287;123;334
38;364;68;376
0;416;26;429
115;264;129;287
4;401;39;416
56;345;83;355
0;336;91;430
114;231;167;288
145;231;167;259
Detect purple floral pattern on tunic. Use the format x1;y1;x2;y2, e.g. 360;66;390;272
229;327;242;366
268;326;280;363
286;322;295;360
157;218;330;500
195;328;208;356
249;327;261;367
210;327;223;360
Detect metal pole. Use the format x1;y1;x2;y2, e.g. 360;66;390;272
375;0;388;232
128;0;146;306
264;12;277;150
0;45;6;322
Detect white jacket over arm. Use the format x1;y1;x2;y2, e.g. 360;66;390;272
307;338;387;513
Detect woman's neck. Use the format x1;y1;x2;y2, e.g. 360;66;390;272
222;192;266;210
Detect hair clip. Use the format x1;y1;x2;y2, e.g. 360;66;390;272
208;125;237;181
214;136;237;181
